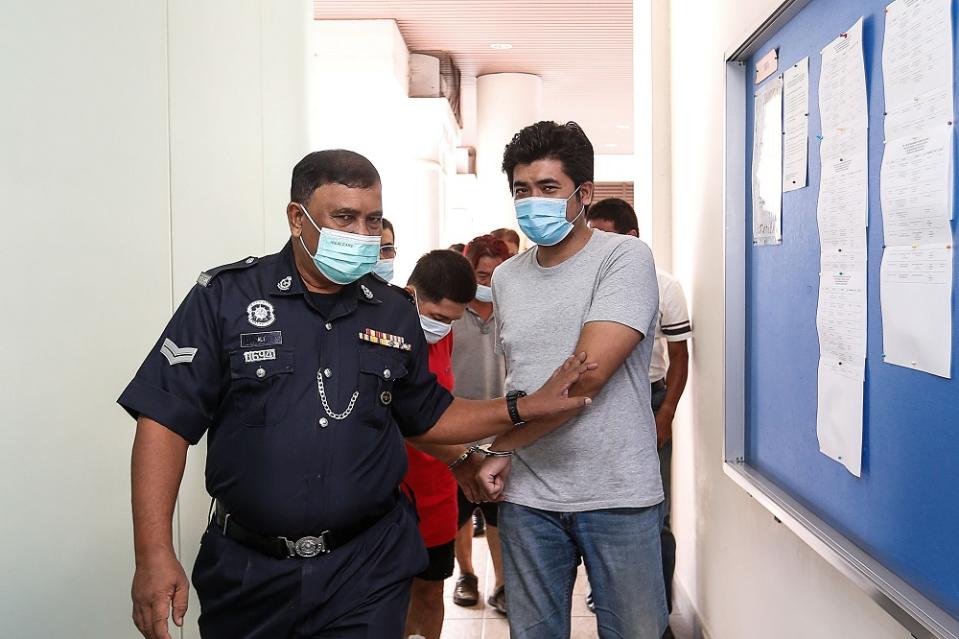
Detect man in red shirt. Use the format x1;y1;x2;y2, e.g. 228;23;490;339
402;249;478;639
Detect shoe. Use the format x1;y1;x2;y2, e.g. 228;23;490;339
585;590;595;613
453;573;479;607
487;585;508;616
472;510;485;537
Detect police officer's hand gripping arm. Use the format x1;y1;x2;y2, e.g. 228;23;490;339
407;351;596;502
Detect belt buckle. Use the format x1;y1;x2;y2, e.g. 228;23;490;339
288;532;331;558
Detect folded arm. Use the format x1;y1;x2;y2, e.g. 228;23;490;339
489;320;643;452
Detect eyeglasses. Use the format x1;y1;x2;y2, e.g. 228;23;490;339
380;244;397;259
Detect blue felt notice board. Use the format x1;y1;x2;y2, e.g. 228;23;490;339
742;0;959;623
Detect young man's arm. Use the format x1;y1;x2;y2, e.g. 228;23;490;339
407;352;595;446
656;340;689;447
489;320;642;451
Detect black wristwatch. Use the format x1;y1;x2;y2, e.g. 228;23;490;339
506;390;528;427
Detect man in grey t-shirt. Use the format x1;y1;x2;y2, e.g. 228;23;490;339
479;121;668;639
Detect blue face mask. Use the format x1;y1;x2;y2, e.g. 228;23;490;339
298;204;381;285
514;186;584;246
372;258;394;282
475;284;493;303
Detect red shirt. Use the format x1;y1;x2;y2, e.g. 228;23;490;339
403;333;458;547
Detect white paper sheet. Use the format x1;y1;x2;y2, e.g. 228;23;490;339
879;0;955;379
880;244;953;377
880;127;953;245
818;128;869;246
816;19;868;475
818;250;868;363
883;0;953;139
752;78;783;245
820;19;868;133
783;57;810;192
817;355;864;477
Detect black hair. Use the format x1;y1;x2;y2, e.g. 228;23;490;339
408;250;477;305
586;198;639;235
501;121;594;191
448;243;465;253
381;218;395;242
290;149;380;204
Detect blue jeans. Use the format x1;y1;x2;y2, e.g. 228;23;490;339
499;501;668;638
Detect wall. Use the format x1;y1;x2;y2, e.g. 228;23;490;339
310;20;460;284
666;0;912;637
0;2;310;636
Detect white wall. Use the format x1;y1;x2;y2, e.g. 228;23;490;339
666;2;912;638
310;20;461;284
0;2;310;637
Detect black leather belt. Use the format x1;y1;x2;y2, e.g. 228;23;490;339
214;501;392;559
651;378;667;393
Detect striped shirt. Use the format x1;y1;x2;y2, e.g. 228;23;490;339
649;270;692;382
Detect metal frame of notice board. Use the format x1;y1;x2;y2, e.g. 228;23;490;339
722;1;959;638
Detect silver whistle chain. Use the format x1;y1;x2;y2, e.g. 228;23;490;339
317;371;359;420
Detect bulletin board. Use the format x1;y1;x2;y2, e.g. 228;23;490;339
722;1;959;637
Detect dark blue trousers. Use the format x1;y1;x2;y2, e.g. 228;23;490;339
192;500;427;638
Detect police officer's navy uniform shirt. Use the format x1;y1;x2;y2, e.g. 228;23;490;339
118;241;453;538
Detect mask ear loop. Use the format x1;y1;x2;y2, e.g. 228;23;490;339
297;203;323;257
567;184;586;225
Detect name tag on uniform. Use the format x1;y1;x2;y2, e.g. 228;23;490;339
243;349;276;363
241;331;282;348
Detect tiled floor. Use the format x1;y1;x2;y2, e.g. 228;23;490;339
438;535;696;639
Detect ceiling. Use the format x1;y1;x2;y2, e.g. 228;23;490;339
313;0;634;154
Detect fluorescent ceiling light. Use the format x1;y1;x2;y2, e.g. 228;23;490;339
489;43;513;50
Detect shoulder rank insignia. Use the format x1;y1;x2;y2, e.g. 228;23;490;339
388;283;416;305
359;328;411;351
197;256;259;287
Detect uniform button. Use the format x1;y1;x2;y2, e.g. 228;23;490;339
323;368;332;378
245;257;255;264
383;369;391;379
325;322;333;331
319;417;329;428
255;367;266;378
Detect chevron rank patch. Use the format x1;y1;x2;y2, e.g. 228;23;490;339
160;338;198;366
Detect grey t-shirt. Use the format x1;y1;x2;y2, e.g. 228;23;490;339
492;230;663;511
451;306;506;401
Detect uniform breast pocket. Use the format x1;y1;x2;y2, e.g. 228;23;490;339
228;348;295;427
358;351;408;428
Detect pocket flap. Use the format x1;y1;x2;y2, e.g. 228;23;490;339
359;351;408;381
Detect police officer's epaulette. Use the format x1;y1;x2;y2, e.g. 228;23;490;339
197;256;259;287
386;282;416;306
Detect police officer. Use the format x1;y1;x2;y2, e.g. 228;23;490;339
119;149;594;639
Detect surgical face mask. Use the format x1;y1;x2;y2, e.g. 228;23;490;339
297;204;380;285
413;290;453;344
475;284;493;303
514;186;584;246
419;314;452;344
372;258;394;282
